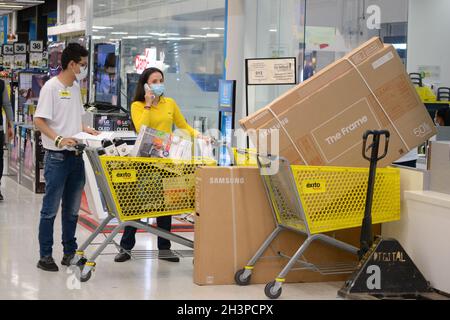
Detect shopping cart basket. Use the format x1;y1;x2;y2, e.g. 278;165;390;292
71;148;216;282
234;152;400;299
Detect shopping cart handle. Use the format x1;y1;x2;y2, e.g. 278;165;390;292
74;143;87;156
362;130;390;162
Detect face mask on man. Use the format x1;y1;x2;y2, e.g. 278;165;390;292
150;84;165;97
74;65;88;81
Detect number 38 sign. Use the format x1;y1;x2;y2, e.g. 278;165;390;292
30;40;44;52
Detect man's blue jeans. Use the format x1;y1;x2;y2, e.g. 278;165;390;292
38;150;86;258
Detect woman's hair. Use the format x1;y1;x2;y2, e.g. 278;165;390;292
133;67;164;103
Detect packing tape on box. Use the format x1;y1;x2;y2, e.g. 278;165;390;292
266;107;310;165
343;57;410;150
229;168;238;271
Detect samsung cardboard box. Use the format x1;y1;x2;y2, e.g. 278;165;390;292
194;167;379;285
240;37;436;167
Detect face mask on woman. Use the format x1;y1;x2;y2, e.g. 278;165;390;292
150;84;165;97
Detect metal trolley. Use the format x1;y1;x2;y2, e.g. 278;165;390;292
234;153;400;299
71;148;215;282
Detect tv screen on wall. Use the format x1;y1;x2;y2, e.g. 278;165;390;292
94;42;120;106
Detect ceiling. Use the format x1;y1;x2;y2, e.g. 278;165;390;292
0;0;45;15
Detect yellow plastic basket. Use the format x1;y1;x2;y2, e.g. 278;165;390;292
275;166;401;234
99;156;216;221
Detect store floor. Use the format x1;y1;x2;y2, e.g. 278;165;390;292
0;176;343;300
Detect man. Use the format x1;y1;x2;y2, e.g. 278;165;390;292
34;43;99;272
0;79;14;201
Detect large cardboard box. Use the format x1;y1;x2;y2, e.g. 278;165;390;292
194;167;380;285
240;37;436;167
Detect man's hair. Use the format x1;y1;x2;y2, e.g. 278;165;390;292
61;43;89;70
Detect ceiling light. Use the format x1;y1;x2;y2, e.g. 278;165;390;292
206;33;221;38
111;32;128;35
93;26;114;30
393;43;407;50
269;29;277;32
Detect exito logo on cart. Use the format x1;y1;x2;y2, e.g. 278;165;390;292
302;180;326;194
112;170;137;183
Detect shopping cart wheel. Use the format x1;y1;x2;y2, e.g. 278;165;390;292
234;269;251;286
79;269;92;283
265;281;282;299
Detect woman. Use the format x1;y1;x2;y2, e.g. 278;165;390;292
115;67;202;263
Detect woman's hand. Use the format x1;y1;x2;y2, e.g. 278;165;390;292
197;134;213;144
145;90;156;107
84;127;100;136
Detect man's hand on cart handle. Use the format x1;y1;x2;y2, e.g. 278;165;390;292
59;138;79;148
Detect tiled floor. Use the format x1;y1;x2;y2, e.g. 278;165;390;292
0;176;343;300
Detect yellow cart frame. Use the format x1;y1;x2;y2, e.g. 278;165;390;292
235;154;400;299
71;148;215;282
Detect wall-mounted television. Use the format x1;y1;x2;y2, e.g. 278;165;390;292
93;42;121;107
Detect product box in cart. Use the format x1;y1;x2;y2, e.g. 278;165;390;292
240;37;436;167
194;166;380;285
131;125;192;160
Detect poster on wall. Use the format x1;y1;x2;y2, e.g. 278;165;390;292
246;57;297;85
14;55;27;70
418;65;441;84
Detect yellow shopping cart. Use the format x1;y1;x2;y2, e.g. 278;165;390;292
235;135;400;299
72;148;215;282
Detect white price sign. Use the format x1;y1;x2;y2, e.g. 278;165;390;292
30;40;44;52
3;45;14;55
14;43;27;54
246;57;297;85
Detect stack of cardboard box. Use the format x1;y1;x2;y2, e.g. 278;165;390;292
240;37;435;167
194;37;434;286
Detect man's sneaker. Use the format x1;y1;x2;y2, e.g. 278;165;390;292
114;250;131;262
0;191;4;201
158;250;180;263
61;254;75;266
37;256;59;272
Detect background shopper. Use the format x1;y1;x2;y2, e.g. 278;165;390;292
34;43;99;272
115;67;202;263
0;79;13;201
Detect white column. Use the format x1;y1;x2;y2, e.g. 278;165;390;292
407;0;450;88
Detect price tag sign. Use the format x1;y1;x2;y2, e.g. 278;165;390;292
246;57;297;85
30;40;44;52
3;44;14;55
14;43;27;54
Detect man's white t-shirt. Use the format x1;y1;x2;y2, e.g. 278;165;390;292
34;77;85;151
